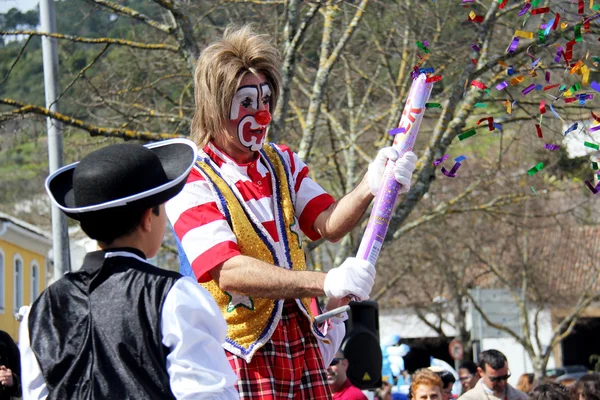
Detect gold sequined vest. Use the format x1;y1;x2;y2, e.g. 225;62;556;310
195;143;326;362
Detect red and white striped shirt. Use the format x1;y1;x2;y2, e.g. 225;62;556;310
166;142;335;282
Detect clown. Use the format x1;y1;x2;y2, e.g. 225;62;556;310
229;81;272;151
167;25;418;400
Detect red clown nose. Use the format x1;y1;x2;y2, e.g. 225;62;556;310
255;110;272;126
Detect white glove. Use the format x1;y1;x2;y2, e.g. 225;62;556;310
367;148;418;196
324;257;376;301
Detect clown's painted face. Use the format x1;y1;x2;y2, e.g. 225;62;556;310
228;73;272;152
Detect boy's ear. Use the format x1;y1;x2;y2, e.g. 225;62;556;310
140;207;154;232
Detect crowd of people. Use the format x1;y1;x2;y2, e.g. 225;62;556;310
367;349;600;400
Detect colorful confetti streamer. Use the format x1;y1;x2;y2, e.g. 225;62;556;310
528;162;545;176
471;80;487;90
441;162;462;178
518;3;532;16
564;123;578;135
507;37;520;53
522;84;536;95
416;41;431;54
585;180;600;194
549;104;564;121
458;129;477;141
433;154;449;166
590;125;600;133
496;81;509;91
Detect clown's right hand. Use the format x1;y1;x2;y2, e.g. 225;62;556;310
324;257;375;301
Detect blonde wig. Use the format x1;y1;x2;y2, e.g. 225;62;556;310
191;25;282;147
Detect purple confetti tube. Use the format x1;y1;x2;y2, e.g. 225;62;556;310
507;37;519;53
433;154;449;166
356;73;433;265
554;48;563;63
496;81;508;91
518;3;531;16
522;84;536;95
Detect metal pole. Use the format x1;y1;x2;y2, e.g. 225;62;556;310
40;0;71;281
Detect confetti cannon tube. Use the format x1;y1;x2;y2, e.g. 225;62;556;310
356;73;434;264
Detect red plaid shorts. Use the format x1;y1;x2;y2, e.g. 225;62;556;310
227;301;333;399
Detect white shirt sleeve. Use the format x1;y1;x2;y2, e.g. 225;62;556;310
18;306;49;400
317;312;347;367
161;276;239;399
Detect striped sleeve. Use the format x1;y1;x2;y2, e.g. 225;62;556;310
166;169;241;283
274;144;335;241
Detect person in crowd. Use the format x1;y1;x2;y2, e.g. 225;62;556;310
376;381;393;400
19;139;238;399
458;349;528;400
326;350;368;400
516;373;534;394
530;382;570;400
409;369;444;400
458;361;479;394
167;24;418;399
430;367;456;400
572;374;600;400
0;330;21;400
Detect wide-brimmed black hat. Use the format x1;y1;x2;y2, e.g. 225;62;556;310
46;138;197;220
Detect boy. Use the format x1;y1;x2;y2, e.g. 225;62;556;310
19;138;238;399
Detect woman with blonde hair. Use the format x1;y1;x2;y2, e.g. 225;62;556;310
516;373;534;394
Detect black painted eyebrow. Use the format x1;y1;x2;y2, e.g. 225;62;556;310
235;85;259;105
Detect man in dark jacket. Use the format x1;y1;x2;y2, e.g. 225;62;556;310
0;330;21;399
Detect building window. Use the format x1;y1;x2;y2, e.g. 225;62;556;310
31;261;39;302
0;249;4;313
14;254;23;314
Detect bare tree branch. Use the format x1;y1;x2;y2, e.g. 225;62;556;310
85;0;174;33
0;98;182;141
0;30;179;51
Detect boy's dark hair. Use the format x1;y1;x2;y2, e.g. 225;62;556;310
574;374;600;400
459;360;478;374
434;369;456;387
530;382;569;400
79;205;160;245
478;349;507;370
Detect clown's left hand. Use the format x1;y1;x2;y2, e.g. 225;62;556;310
367;148;417;196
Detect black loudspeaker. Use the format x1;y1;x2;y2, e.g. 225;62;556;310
341;300;382;390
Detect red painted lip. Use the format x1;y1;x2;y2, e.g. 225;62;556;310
241;121;266;144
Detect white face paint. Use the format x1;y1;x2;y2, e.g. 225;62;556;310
228;79;272;152
230;86;259;120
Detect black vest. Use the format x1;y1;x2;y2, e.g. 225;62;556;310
29;248;180;400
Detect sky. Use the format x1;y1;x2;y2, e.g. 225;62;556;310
0;0;39;13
